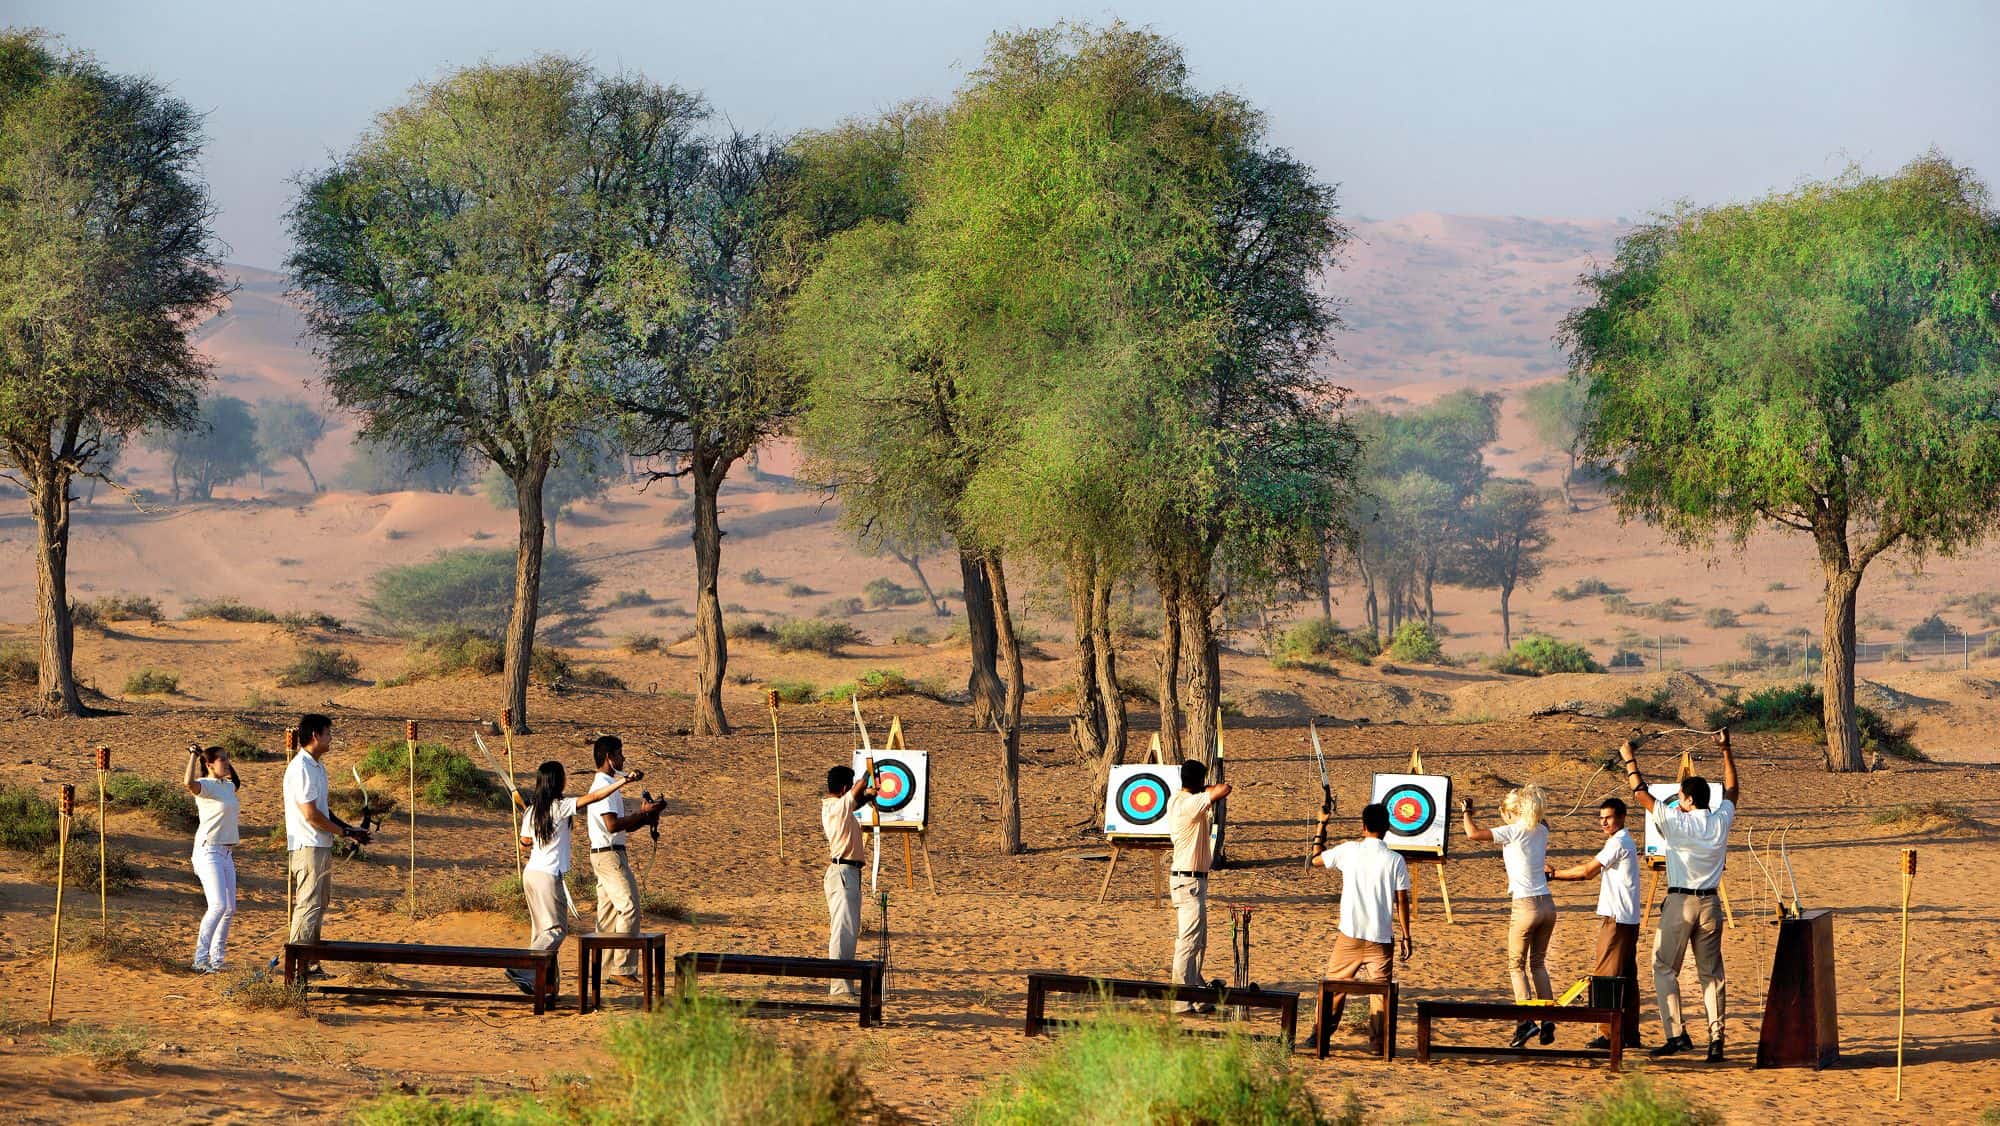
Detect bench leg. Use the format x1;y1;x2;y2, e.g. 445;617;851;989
1417;1011;1431;1063
1025;982;1045;1037
1315;982;1331;1059
653;942;667;1007
1281;997;1297;1050
1385;984;1398;1061
1610;1035;1622;1074
578;944;590;1014
641;944;654;1013
592;946;602;1014
859;970;875;1028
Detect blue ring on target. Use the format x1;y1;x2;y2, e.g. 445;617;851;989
1115;773;1172;827
871;758;917;815
1382;783;1437;837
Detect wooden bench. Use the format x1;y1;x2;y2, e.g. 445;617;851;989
1415;1000;1623;1071
1312;978;1398;1060
284;940;558;1014
1024;973;1300;1047
576;932;670;1014
674;952;883;1027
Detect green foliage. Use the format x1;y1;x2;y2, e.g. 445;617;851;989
818;597;864;618
1701;608;1740;628
782;582;816;598
104;773;198;831
123;668;179;695
219;968;309;1015
774;618;865;655
1904;613;1954;643
357;740;506;807
740;569;768;585
766;679;818;705
1868;802;1972;832
396;628;505;680
185;597;275;623
1610;690;1680;723
146;393;261;501
1494;634;1604;676
364;550;596;636
1518;378;1591;503
477;431;618;526
608;589;654;608
1271;618;1378;667
621;633;663;654
215;725;282;761
1563;1075;1719;1125
1553;577;1618;601
46;1021;147;1069
965;1010;1322;1125
1385;620;1444;664
817;669;939;703
862;577;924;608
35;841;137;892
275;646;360;687
338;436;468;494
725;619;775;642
253;397;328;491
0;784;64;851
1708;685;1924;761
88;594;163;623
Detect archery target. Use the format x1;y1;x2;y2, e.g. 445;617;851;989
1104;765;1175;837
1642;783;1684;858
1369;773;1451;856
851;750;928;828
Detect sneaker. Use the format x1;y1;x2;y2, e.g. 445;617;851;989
1650;1033;1694;1057
606;973;643;988
1706;1037;1725;1063
1539;1021;1556;1045
191;961;211;974
1585;1035;1612;1050
1508;1020;1536;1048
1192;1002;1217;1015
205;963;225;975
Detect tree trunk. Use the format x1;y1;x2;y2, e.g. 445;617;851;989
1317;547;1334;624
32;469;85;716
1358;553;1379;638
1499;580;1515;651
295;454;320;493
1559;456;1577;513
1821;565;1865;772
1156;572;1184;760
1422;555;1438;625
889;546;945;617
1068;556;1106;771
960;548;1006;727
504;452;551;733
1087;569;1128;817
985;552;1024;854
691;450;731;735
1179;577;1226;864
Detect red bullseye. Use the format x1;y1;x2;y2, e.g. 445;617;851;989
1132;790;1157;811
1394;797;1420;819
877;773;903;798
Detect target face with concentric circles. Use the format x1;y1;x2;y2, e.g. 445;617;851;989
1114;773;1171;827
1383;783;1437;837
871;759;917;815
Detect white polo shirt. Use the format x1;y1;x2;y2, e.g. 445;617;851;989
1490;821;1551;899
524;797;579;875
1166;790;1216;874
1594;829;1640;925
193;778;240;848
1651;797;1735;890
583;771;629;850
283;751;332;850
1317;837;1411;944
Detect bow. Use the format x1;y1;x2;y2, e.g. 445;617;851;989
342;766;381;859
639;786;663;888
1307;719;1334;863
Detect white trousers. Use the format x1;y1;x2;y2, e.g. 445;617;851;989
1170;874;1209;998
823;863;862;996
192;843;236;968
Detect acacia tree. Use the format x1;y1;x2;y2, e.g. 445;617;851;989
147;393;260;500
1448;478;1551;649
1518;379;1589;511
255;397;329;492
1564;155;2000;772
0;32;225;714
290;57;699;730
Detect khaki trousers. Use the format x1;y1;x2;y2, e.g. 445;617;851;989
824;863;861;996
1169;873;1209;1002
1653;891;1726;1041
1506;893;1556;1001
508;870;570;992
1323;933;1395;1048
589;849;641;975
1592;917;1643;1045
287;845;332;947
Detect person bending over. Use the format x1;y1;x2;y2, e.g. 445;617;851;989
1463;783;1557;1047
1310;802;1413;1052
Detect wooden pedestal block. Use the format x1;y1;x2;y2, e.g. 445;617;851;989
1756;908;1839;1069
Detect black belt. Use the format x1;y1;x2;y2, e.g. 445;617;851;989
831;858;862;868
1170;870;1208;878
1667;886;1718;897
591;845;627;854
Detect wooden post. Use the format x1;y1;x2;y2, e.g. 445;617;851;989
768;691;784;860
95;746;109;937
47;783;74;1024
1897;848;1917;1100
502;708;521;883
1433;860;1454;924
283;729;297;929
405;720;418;917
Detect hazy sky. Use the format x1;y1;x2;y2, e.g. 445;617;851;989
14;0;1998;268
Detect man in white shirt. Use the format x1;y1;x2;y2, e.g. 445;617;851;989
283;714;370;968
1624;730;1739;1062
582;735;666;986
1311;803;1413;1052
820;764;875;996
1164;760;1231;1013
1549;796;1642;1050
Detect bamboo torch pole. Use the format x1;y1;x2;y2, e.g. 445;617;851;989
405;720;419;917
95;746;109;937
502;708;522;883
47;783;74;1024
768;690;784;860
1896;848;1917;1101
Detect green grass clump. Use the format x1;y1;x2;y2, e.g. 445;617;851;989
46;1021;147;1069
89;594;164;623
1702;607;1740;629
1708;684;1925;761
863;577;924;608
357;740;506;808
766;679;817;705
277;609;345;636
0;784;64;851
726;618;776;642
276;646;361;686
364;548;595;636
621;632;664;654
123;668;180;695
818;597;865;618
1609;689;1679;723
1383;620;1444;664
1270;618;1379;668
1552;577;1618;601
1562;1075;1719;1125
104;773;199;831
1494;634;1604;676
396;627;504;680
965;1010;1322;1125
0;642;37;684
818;668;939;703
215;725;284;761
220;968;309;1015
774;618;865;655
1868;802;1974;833
34;841;137;893
185;597;277;623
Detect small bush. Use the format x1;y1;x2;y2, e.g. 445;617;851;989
1553;577;1618;601
775;618;866;655
123;668;180;695
276;646;360;687
1610;690;1679;723
622;632;664;654
863;577;924;608
1709;684;1924;761
67;599;104;630
1868;802;1973;833
892;626;935;645
364;548;595;636
767;680;818;705
1602;594;1636;614
104;773;198;832
1270;618;1380;667
1562;1075;1719;1125
219;968;309;1015
782;582;817;598
185;597;276;623
0;784;63;851
819;597;865;618
89;594;164;624
819;669;939;703
1608;649;1644;669
1495;634;1604;676
277;610;345;636
1384;620;1443;664
607;588;654;608
398;627;504;680
0;643;36;684
1744;601;1769;615
1637;599;1685;621
649;602;691;618
1905;613;1953;644
356;740;506;807
1766;580;1789;592
216;725;283;761
740;568;769;585
1702;608;1740;629
725;618;776;642
35;842;138;893
57;922;180;971
46;1021;147;1069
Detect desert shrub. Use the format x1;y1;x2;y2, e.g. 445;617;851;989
1562;1075;1718;1125
1602;594;1636;614
1868;802;1973;832
104;773;198;831
1637;598;1686;621
1271;618;1379;667
1608;649;1644;668
1114;608;1163;640
775;618;865;655
184;597;276;623
1709;684;1924;761
123;668;179;695
1766;580;1789;592
622;633;664;654
0;784;64;851
1385;620;1444;664
35;842;138;892
1701;608;1740;629
89;594;164;623
649;602;691;618
277;609;345;636
892;625;934;645
363;548;595;636
965;1010;1321;1125
863;577;924;608
56;922;180;971
276;646;361;687
1609;690;1679;723
740;568;768;585
67;599;105;631
819;669;938;703
219;968;309;1015
766;679;818;705
725;618;775;642
349;991;872;1125
1494;634;1604;676
356;740;505;807
0;643;36;684
46;1021;147;1069
216;725;284;761
818;597;865;618
1553;577;1617;601
398;627;504;679
1905;613;1953;644
608;589;654;608
782;582;817;598
1744;601;1769;615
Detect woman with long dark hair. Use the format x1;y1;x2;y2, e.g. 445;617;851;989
506;760;638;994
182;743;242;972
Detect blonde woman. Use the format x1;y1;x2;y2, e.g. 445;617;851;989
1461;784;1556;1047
